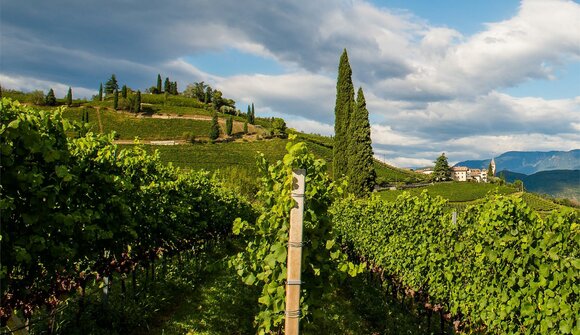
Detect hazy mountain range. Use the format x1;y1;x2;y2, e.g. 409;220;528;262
455;150;580;175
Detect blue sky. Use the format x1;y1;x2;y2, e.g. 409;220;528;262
1;0;579;167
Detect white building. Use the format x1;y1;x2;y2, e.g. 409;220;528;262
451;166;469;181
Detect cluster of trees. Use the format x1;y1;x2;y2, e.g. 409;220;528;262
182;81;236;113
246;103;255;125
148;74;178;95
333;49;376;197
96;74;142;113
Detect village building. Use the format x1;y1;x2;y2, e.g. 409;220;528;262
451;166;469;181
452;166;490;182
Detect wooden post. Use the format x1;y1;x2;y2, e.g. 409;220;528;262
285;169;305;335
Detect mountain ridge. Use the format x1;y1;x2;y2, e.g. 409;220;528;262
455;149;580;174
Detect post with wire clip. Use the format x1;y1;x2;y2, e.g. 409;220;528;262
285;169;305;335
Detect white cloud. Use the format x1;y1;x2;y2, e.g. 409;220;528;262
0;74;96;99
1;0;579;167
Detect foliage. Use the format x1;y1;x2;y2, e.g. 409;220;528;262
378;181;516;203
134;90;141;113
230;138;362;334
113;89;118;110
66;87;72;106
243;121;248;134
433;153;451;181
157;74;162;93
209;112;220;140
346;87;376;197
0;98;254;321
333;49;355;179
225;116;233;136
98;83;103;101
121;85;127;98
105;74;119;95
333;192;580;334
270;117;287;138
45;88;57;106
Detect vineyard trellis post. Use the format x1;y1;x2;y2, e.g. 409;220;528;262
285;169;305;335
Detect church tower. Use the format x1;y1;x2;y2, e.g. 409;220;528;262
490;158;496;176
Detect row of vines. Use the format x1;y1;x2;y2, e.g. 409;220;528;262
0;98;254;322
332;192;579;334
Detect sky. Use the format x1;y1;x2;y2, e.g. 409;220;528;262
1;0;579;167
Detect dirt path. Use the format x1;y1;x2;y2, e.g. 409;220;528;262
95;107;104;133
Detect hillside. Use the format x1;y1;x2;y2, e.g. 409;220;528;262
498;169;580;202
455;149;580;174
5;89;425;185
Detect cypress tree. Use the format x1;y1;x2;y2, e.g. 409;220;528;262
346;88;376;197
164;77;170;93
134;90;141;113
226;116;233;136
99;83;103;101
113;89;119;110
250;103;255;124
157;74;162;93
333;49;355;178
209;112;220;140
247;105;251;123
121;85;127;98
171;81;178;95
45;88;57;106
66;87;72;106
243;121;248;134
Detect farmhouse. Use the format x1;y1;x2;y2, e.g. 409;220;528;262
451;166;490;183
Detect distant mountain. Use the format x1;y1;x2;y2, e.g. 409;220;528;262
455;149;580;174
498;169;580;202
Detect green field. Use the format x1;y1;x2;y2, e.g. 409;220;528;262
64;107;213;140
378;182;516;202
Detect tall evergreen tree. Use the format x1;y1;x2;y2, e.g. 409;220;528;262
226;116;233;136
209;112;220;140
164;77;171;93
333;49;355;178
66;87;72;106
121;85;127;98
433;153;451;181
99;83;103;101
157;74;162;93
45;88;57;106
134;90;141;113
346;88;376;197
113;89;119;110
171;81;178;95
251;103;255;124
243;121;248;134
105;74;119;94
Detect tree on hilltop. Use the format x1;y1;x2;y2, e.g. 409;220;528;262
164;77;171;93
346;87;376;197
121;85;127;98
333;49;355;179
157;74;162;93
66;87;72;106
134;90;141;113
113;89;119;110
433;153;451;181
210;112;220;140
45;88;57;106
105;74;119;95
98;83;103;101
226;115;233;136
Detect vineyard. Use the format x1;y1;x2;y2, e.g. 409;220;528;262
0;99;254;330
2;98;579;334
